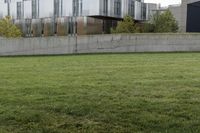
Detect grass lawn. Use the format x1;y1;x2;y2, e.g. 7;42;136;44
0;53;200;133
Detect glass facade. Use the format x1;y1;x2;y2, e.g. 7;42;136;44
2;0;155;20
54;0;59;17
141;3;147;20
0;0;157;36
80;0;82;16
32;0;38;19
114;0;121;16
103;0;108;15
17;2;22;19
128;0;135;17
73;0;79;16
54;0;63;17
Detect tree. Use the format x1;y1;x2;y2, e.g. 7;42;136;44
0;16;22;38
143;23;155;33
150;10;178;33
111;16;140;33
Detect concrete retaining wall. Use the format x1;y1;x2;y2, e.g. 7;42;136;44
0;33;200;56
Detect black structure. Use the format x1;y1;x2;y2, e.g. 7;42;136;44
187;1;200;32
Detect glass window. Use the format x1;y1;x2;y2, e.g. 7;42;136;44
128;0;135;18
32;0;37;19
80;0;82;16
54;0;60;17
17;2;22;19
141;3;147;20
114;0;121;16
103;0;108;15
73;0;79;16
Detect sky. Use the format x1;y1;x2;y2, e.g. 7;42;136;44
144;0;182;7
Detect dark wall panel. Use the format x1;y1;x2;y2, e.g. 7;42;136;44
187;2;200;32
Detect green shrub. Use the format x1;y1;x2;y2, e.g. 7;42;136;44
143;23;155;33
150;10;178;33
0;16;22;38
111;16;140;33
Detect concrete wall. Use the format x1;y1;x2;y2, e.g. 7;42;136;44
168;5;183;32
1;33;200;56
169;3;187;32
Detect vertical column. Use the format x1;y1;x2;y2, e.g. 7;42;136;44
32;0;39;19
17;2;21;19
4;0;11;16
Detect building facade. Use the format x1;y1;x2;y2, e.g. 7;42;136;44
168;0;200;32
1;0;157;36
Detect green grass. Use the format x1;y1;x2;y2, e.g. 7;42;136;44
1;53;200;133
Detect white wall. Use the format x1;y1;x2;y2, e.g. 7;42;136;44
0;1;7;18
135;1;142;20
63;0;73;16
24;1;32;19
82;0;100;16
122;0;129;17
146;3;157;20
39;0;54;18
10;0;21;19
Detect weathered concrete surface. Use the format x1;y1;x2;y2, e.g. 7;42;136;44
0;33;200;56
